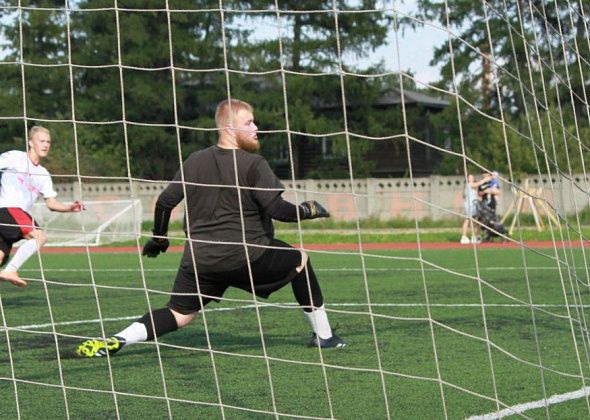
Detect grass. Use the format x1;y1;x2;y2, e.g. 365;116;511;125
2;245;590;418
148;213;590;247
275;226;590;245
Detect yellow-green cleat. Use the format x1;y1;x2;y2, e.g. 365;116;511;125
76;336;125;358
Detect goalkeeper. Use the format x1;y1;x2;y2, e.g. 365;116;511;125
0;126;84;288
76;99;346;358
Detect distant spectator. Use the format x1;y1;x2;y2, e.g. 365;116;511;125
460;174;480;244
490;171;500;189
478;171;500;212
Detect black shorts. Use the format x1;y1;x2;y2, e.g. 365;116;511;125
168;239;304;314
0;208;39;266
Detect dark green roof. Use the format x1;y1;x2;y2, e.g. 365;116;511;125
376;88;450;109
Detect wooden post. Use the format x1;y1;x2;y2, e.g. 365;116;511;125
501;179;557;236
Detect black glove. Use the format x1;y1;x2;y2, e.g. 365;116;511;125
299;200;330;219
142;237;170;257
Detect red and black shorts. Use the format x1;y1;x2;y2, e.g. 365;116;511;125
168;238;304;314
0;207;39;266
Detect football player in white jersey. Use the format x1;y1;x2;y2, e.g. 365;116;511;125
0;126;84;288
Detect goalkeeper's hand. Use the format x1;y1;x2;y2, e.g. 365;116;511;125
142;237;170;258
299;200;330;219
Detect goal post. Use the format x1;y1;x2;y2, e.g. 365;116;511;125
30;199;143;247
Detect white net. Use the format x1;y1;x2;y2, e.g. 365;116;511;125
31;199;142;247
0;1;590;419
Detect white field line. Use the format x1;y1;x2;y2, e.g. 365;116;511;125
0;304;262;331
19;266;584;273
3;302;590;332
467;386;590;419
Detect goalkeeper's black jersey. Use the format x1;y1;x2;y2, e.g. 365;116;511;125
156;145;285;273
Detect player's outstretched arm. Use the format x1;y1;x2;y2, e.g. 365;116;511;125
45;197;85;212
266;197;330;222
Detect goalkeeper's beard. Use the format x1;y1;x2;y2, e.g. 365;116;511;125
237;134;260;153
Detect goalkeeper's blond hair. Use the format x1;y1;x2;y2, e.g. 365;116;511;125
215;99;253;130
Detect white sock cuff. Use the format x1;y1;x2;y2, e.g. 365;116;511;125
305;305;332;340
116;321;148;345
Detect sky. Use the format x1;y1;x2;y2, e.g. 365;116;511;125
349;0;443;84
359;23;442;84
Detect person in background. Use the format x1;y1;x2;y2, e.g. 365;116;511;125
460;174;481;244
478;171;501;212
0;126;84;287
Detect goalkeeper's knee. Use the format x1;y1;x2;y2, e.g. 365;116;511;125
296;251;309;273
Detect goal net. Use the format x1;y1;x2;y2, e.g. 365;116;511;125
31;199;143;247
1;1;590;419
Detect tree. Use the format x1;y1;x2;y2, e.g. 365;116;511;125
0;0;255;179
414;0;590;175
0;1;403;179
234;0;394;178
0;2;73;163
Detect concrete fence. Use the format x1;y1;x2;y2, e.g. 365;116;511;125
53;174;590;223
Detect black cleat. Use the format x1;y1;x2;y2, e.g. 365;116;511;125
307;333;347;348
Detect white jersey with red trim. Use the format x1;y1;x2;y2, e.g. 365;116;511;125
0;150;57;214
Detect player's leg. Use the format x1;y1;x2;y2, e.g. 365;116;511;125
114;307;196;347
460;218;470;244
0;208;39;288
291;251;346;348
0;246;25;288
75;266;219;358
246;239;346;348
460;200;471;244
1;230;46;287
74;307;194;358
4;228;46;270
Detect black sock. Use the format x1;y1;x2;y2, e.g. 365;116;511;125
291;262;324;312
137;308;178;341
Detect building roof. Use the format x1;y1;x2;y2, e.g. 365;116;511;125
375;88;450;109
314;87;450;110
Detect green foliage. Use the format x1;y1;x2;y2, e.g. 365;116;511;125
415;0;590;177
0;1;248;178
0;1;398;180
4;1;585;179
247;0;392;72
